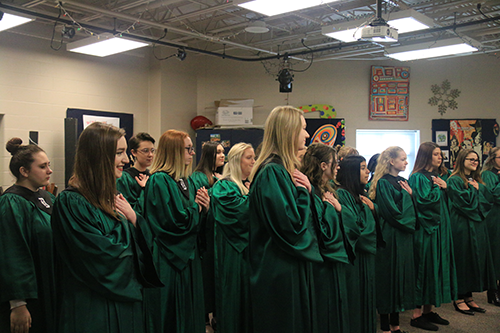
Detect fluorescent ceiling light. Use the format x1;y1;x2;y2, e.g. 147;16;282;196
0;12;34;32
235;0;341;17
66;33;149;57
322;9;434;43
386;38;479;61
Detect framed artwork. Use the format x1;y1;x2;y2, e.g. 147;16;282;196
306;118;345;147
436;131;448;146
369;65;410;121
432;119;499;168
442;150;450;162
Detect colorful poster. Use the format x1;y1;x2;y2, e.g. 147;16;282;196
306;118;345;147
432;119;498;169
449;120;482;167
369;66;410;121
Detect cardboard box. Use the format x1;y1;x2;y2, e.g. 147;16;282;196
215;107;253;125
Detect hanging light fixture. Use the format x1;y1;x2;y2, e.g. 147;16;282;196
385;38;479;61
0;11;34;32
235;0;341;17
66;33;149;57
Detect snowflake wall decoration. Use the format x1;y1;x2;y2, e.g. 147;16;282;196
428;79;461;115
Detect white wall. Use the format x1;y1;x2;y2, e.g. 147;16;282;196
195;54;500;147
0;31;151;189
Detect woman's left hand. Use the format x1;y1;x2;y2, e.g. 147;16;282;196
468;179;479;190
360;195;375;211
115;194;137;226
433;176;447;189
324;191;342;212
400;180;413;196
293;169;311;193
135;173;149;188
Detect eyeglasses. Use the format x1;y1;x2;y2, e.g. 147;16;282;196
138;148;155;154
465;158;479;163
185;146;195;154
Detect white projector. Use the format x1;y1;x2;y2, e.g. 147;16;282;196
361;25;398;42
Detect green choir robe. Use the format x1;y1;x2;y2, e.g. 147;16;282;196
116;167;149;215
447;175;496;293
440;169;452;181
211;179;251;333
374;176;416;314
51;189;146;333
143;172;205;333
0;186;56;333
249;155;323;333
337;188;377;333
409;171;457;306
189;170;218;314
312;192;351;333
482;169;500;280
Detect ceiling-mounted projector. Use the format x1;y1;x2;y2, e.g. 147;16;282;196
361;24;398;42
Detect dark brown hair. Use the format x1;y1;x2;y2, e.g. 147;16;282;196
6;137;45;180
69;122;125;218
129;132;155;162
411;142;439;175
451;149;484;187
194;141;222;187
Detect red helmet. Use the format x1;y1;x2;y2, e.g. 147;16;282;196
190;116;213;130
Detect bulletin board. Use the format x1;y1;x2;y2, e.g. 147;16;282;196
432;119;498;169
65;109;134;185
66;108;134;141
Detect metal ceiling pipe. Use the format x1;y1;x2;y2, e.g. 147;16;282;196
59;0;281;56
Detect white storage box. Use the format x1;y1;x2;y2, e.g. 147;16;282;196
215;107;253;125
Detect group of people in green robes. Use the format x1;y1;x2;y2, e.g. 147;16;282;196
2;106;500;333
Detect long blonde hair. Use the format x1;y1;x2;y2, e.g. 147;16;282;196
151;130;193;181
222;143;253;195
368;146;404;200
250;106;303;181
482;147;500;172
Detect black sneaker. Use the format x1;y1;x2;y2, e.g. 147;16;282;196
423;312;450;325
410;316;439;331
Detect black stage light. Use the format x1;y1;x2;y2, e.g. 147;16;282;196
62;26;76;39
176;48;187;61
277;68;293;93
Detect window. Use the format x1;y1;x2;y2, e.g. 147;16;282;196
356;129;420;179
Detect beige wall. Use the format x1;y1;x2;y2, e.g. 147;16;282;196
0;32;151;189
195;54;500;146
1;29;499;190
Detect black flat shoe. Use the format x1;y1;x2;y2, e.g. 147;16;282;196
410;316;438;331
422;311;449;325
465;300;486;313
453;301;474;316
487;289;500;306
